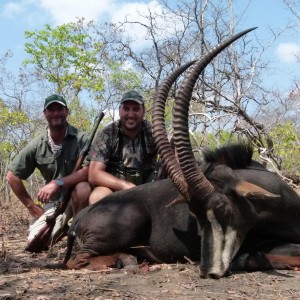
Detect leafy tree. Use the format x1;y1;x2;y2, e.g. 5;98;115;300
23;20;143;114
269;122;300;175
0;98;32;204
115;0;295;173
23;22;104;97
0;99;30;159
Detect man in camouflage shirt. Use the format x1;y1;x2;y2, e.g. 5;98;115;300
86;90;157;204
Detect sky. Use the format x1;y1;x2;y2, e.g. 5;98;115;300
0;0;299;91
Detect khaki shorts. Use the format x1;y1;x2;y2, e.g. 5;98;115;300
27;202;73;242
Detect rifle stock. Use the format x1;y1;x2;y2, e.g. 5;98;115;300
25;111;105;252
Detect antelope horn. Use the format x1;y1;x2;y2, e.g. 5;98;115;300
173;28;257;200
152;61;196;199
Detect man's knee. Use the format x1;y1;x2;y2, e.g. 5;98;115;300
89;187;112;205
72;182;91;215
73;182;92;205
73;182;91;196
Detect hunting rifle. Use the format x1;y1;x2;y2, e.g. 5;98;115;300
25;111;105;253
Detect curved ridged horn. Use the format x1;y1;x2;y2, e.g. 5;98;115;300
152;61;196;198
173;28;257;200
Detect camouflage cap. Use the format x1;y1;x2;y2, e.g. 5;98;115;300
120;90;144;105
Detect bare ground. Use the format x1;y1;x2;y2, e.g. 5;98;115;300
1;199;300;300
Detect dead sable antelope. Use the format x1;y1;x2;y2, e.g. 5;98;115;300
64;28;300;278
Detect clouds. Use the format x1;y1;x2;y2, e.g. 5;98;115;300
110;1;184;50
2;0;300;70
2;0;36;20
2;0;115;24
2;0;160;27
277;42;300;63
38;0;114;24
2;0;171;50
111;1;169;50
2;1;25;17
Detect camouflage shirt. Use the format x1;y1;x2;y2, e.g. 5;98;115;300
88;120;157;184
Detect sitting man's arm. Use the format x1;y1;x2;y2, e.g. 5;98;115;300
88;161;135;204
6;171;44;218
89;161;135;191
37;166;89;204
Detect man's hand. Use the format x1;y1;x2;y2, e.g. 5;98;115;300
120;181;136;190
37;180;60;203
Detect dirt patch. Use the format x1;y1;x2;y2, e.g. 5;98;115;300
1;200;300;300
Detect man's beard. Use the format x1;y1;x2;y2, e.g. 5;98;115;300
49;118;67;129
123;120;142;132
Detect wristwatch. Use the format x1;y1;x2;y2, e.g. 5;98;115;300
55;178;64;188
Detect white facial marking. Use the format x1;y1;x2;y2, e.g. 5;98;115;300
222;227;238;270
206;209;239;276
206;209;224;275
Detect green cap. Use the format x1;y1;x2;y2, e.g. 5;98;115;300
44;94;67;109
120;90;144;104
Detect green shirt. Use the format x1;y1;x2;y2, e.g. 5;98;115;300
8;124;89;183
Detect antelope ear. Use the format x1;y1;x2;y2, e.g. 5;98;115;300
236;181;280;199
